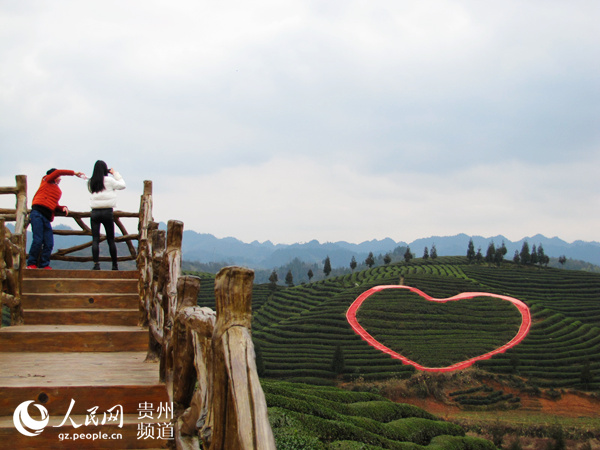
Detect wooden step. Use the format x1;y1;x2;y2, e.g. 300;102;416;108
22;269;139;297
0;325;148;352
23;278;138;295
0;352;169;448
1;269;171;449
24;309;138;326
23;269;138;280
0;352;168;415
22;293;139;310
0;384;169;416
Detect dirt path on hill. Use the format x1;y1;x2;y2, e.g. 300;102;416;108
396;390;600;419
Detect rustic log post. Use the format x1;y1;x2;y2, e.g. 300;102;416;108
146;226;165;363
162;220;184;382
205;266;276;450
137;237;149;327
14;175;27;237
0;220;9;326
11;175;26;324
138;221;158;327
172;276;202;406
1;219;24;326
138;180;153;243
178;307;216;436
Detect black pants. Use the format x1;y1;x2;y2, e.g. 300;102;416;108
91;208;117;265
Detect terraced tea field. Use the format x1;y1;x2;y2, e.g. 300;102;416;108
194;257;600;390
351;288;525;369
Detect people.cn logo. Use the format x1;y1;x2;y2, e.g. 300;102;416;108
13;401;50;437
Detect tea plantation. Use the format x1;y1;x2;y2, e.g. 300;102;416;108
195;256;600;390
262;379;496;449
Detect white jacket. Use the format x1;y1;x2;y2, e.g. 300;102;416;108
89;172;126;209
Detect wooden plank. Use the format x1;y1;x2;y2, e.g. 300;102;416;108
0;384;169;415
0;325;147;352
0;352;160;387
22;293;139;310
24;309;139;326
22;279;138;295
23;269;138;280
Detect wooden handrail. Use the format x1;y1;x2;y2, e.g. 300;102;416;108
35;210;141;263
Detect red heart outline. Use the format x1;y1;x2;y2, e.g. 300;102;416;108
346;285;531;372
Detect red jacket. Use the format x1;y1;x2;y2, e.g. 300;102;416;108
32;170;76;221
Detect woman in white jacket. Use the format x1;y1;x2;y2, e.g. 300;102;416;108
88;160;126;270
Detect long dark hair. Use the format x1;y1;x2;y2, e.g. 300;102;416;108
89;160;109;193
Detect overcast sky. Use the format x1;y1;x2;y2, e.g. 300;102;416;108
1;1;599;245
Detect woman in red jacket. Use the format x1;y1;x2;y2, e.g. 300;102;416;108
26;168;85;269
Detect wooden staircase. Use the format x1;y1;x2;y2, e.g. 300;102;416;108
0;269;170;449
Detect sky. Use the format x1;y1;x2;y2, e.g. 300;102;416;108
1;1;599;245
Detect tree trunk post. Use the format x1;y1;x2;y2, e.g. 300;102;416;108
146;227;165;364
207;266;276;450
161;220;183;382
172;276;202;407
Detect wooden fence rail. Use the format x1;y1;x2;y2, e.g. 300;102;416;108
1;175;275;449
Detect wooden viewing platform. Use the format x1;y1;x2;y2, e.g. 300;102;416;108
1;176;276;450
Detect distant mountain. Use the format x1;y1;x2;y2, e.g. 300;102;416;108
178;230;405;269
175;227;600;269
9;222;600;269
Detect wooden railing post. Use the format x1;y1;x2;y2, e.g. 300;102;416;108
172;276;202;404
146;226;165;364
162;220;183;381
205;266;276;450
139;180;153;243
0;220;21;325
0;175;27;326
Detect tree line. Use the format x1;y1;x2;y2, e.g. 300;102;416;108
270;244;441;287
466;238;551;267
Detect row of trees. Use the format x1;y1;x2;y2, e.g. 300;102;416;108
270;244;441;287
268;237;561;287
466;239;551;267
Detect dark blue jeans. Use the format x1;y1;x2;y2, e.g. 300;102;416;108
91;208;117;266
27;209;54;268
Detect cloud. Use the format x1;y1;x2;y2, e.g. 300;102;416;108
1;1;598;244
149;153;600;244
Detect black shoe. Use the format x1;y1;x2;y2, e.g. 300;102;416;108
112;264;119;271
93;263;100;270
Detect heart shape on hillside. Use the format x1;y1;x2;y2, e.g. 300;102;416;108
346;285;531;372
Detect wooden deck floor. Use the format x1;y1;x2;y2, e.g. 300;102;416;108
0;351;160;387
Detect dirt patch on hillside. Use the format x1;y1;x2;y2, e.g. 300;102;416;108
341;371;600;449
400;390;600;419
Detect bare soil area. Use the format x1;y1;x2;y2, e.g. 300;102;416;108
342;371;600;449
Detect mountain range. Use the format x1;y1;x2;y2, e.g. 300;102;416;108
174;227;600;269
8;222;599;269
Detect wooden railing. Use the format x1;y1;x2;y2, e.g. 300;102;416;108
1;175;275;449
138;220;276;449
1;175;151;325
0;175;27;325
